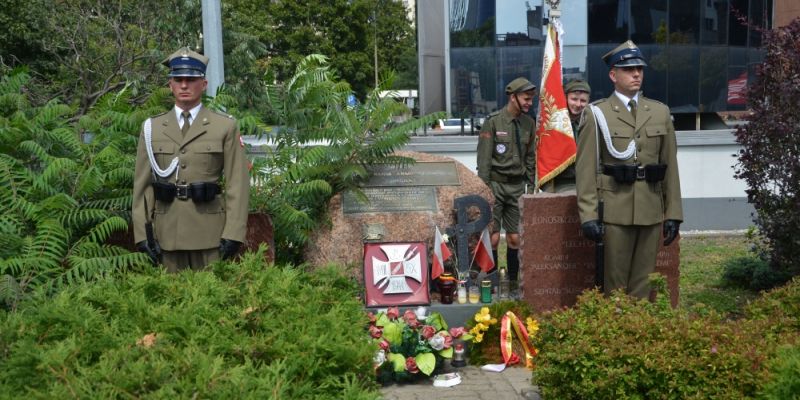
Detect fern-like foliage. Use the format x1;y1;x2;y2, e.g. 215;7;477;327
245;54;444;264
0;70;159;308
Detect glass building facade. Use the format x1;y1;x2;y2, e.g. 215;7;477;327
447;0;772;125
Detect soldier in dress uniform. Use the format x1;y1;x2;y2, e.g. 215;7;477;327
132;47;250;272
543;79;591;193
575;40;682;298
477;77;537;285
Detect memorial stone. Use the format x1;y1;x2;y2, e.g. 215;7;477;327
304;151;494;276
519;192;680;311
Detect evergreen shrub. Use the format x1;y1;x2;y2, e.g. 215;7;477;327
0;248;379;399
532;278;800;399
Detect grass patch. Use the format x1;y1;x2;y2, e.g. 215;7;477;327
679;234;758;317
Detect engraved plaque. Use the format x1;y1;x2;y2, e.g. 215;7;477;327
364;162;461;187
343;187;438;214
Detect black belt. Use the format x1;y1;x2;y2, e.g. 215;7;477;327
602;164;666;184
152;181;220;203
490;172;524;184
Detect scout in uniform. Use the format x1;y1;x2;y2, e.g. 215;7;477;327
543;79;591;193
132;47;250;272
477;77;537;284
575;40;682;298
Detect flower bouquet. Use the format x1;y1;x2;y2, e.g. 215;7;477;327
466;301;539;368
368;307;472;383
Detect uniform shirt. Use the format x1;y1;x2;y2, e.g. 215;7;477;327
476;107;537;183
575;94;683;226
175;104;202;129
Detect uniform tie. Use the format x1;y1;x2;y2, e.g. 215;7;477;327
628;99;637;120
181;111;191;137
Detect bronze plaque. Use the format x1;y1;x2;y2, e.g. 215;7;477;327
343;187;438;214
364;162;461;187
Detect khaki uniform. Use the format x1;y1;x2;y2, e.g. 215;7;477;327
477;108;536;234
576;94;682;297
132;107;250;271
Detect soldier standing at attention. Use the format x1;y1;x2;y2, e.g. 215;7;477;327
477;77;537;285
132;47;250;272
576;41;682;298
543;79;591;193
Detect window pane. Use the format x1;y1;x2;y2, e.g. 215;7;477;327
631;0;667;44
728;0;748;46
669;0;700;44
496;0;545;46
639;44;668;104
699;46;728;111
588;0;628;44
700;0;728;44
748;0;771;47
450;0;496;48
666;45;700;111
450;48;498;116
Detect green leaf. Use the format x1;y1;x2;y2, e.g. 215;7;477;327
382;321;403;344
425;312;447;331
439;347;454;359
416;352;436;376
388;353;406;373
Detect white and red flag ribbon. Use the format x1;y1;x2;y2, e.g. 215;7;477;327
473;227;495;273
432;226;453;280
535;19;576;189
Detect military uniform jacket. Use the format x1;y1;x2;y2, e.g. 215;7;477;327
575;94;682;225
132;106;250;250
477;108;537;184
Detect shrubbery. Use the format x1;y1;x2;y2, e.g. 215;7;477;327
531;277;800;399
0;248;379;399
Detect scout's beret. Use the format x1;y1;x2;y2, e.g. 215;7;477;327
602;40;648;68
162;47;209;77
564;79;591;95
505;77;537;95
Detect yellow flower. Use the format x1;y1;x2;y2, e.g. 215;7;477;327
526;317;539;335
474;332;484;343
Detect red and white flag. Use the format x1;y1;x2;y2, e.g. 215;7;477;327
473;227;495;273
535;19;576;189
432;226;452;280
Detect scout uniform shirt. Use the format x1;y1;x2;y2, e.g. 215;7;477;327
477;108;537;185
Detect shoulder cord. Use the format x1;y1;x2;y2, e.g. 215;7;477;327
143;118;180;181
589;104;636;162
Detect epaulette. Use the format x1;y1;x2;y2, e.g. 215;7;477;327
209;109;235;119
485;110;501;121
641;96;666;107
590;98;606;105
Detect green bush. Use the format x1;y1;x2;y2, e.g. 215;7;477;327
531;281;799;399
758;344;800;400
0;248;379;399
722;254;790;292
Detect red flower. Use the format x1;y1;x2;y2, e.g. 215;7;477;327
449;327;467;338
420;325;436;340
386;306;400;320
369;325;383;339
379;339;390;351
442;333;453;349
405;357;419;373
403;309;419;328
367;312;377;324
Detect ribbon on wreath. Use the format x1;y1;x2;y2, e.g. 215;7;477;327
500;311;537;370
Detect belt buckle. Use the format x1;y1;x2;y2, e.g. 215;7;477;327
176;184;189;200
636;165;646;180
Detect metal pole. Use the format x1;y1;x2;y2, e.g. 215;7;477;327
202;0;225;97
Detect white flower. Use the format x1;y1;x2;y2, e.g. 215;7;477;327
428;334;446;351
373;349;386;366
441;233;450;243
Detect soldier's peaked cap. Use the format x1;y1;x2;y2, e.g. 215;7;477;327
162;47;209;77
505;77;536;95
602;40;648;68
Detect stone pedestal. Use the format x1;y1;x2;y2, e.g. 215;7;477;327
519;192;679;311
